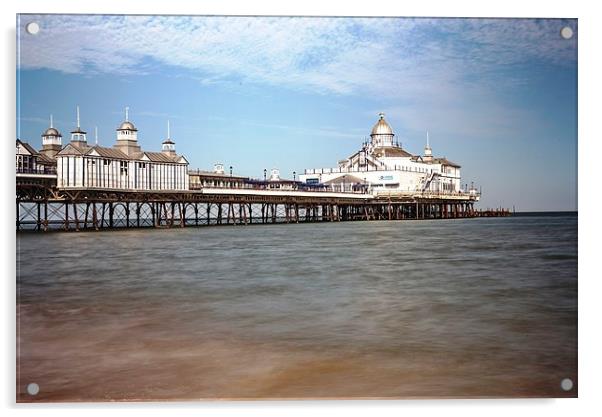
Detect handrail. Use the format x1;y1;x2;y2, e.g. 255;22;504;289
16;167;57;175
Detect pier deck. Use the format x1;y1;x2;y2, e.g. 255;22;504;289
16;179;507;232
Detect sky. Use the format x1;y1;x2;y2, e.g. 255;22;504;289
16;15;577;211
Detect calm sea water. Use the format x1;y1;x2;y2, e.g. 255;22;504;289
16;214;577;401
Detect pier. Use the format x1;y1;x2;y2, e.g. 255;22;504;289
16;110;512;233
15;177;504;232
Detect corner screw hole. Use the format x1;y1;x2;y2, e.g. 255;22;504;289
27;382;39;395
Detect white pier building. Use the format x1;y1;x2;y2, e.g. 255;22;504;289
299;113;469;196
53;107;189;191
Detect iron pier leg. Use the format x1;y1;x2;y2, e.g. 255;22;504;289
43;201;48;232
136;202;141;228
92;203;99;231
64;203;70;231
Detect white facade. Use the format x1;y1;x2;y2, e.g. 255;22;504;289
56;152;189;190
299;114;463;194
55;108;189;191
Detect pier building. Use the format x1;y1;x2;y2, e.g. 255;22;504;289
300;113;471;197
52;107;189;191
16;139;56;175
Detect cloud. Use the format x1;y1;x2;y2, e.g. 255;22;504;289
17;15;577;143
17;116;51;125
18;15;576;97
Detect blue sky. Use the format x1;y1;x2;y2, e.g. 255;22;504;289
17;15;577;211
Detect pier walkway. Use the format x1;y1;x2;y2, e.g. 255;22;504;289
16;176;503;232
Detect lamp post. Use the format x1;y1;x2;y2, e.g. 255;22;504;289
230;166;233;176
343;175;346;193
264;168;267;181
293;171;296;181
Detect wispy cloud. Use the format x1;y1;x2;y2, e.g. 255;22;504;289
17;116;52;125
18;16;576;98
17;15;577;144
239;120;363;139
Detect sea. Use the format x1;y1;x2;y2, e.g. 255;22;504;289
16;213;578;401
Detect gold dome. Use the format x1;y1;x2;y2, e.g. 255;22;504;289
370;113;394;136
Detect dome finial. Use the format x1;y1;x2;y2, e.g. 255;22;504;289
379;112;385;120
76;105;80;128
167;119;171;139
125;106;129;122
50;114;53;128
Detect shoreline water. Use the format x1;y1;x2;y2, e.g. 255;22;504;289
17;215;577;401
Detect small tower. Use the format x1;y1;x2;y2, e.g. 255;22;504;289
161;120;176;156
40;114;62;158
424;131;433;163
269;168;281;181
70;106;87;148
114;106;141;156
213;163;225;174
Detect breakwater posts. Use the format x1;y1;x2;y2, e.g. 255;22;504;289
474;208;513;217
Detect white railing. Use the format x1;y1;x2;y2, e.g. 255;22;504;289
303;166;436;175
375;190;481;200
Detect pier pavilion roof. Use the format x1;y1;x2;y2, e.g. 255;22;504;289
90;146;129;159
143;151;187;164
17;139;39;156
37;153;55;165
56;143;187;164
57;143;128;159
324;174;367;185
433;157;461;168
372;147;414;158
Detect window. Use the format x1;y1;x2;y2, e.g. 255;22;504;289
120;160;128;175
103;159;110;165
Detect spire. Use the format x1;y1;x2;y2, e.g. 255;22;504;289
76;105;80;128
50;114;53;128
424;130;433;160
95;126;98;145
162;120;176;154
125;106;129;122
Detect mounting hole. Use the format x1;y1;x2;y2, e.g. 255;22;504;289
560;378;573;391
27;382;39;395
560;26;574;40
25;22;40;35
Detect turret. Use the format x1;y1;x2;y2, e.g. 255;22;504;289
114;106;141;156
370;113;395;147
161;120;176;156
40;114;62;158
213;163;224;174
70;106;87;148
424;131;433;162
269;168;281;181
